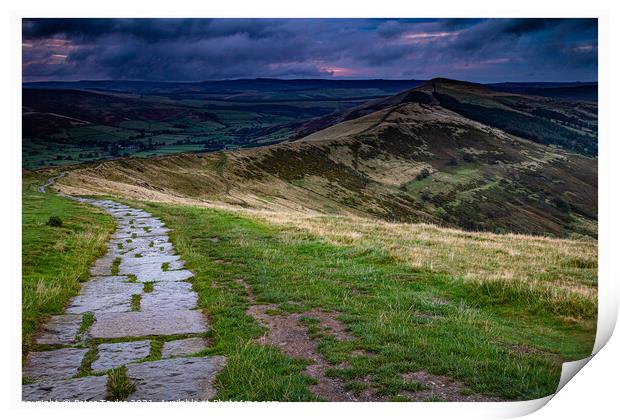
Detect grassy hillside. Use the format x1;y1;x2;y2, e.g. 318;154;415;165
22;173;115;355
298;78;597;156
488;82;598;102
55;96;597;238
430;80;597;156
115;198;596;401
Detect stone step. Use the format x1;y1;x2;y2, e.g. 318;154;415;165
23;348;88;381
126;356;226;401
35;314;83;346
66;278;143;314
161;338;208;358
91;340;151;373
23;375;108;402
89;310;208;339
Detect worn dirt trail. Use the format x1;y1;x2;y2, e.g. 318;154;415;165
23;176;226;401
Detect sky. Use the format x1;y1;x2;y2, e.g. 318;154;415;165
22;18;598;83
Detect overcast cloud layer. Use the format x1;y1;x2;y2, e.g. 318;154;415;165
22;18;598;82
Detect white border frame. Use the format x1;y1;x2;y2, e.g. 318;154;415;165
2;2;617;419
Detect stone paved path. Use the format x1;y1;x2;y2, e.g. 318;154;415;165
23;181;226;401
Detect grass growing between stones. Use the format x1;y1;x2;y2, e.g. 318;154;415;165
76;312;96;341
106;366;136;401
148;340;164;360
111;257;121;275
77;345;99;377
22;173;115;355
131;294;141;311
127;200;596;401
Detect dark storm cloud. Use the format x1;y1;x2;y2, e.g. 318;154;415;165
22;18;598;82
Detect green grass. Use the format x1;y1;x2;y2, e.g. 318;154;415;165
77;344;99;377
22;174;115;355
111;257;121;275
76;312;96;341
106;366;136;401
126;200;595;401
131;294;141;311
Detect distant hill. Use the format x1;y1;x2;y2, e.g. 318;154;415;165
23;78;596;101
293;78;598;156
23;78;426;96
56;78;597;238
22;88;220;136
488;82;598;102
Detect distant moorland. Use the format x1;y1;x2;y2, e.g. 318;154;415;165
22;78;596;169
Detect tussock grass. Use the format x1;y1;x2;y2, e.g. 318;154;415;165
106;366;136;401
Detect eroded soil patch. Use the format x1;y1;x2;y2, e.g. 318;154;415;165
243;285;357;401
398;371;502;402
247;304;355;401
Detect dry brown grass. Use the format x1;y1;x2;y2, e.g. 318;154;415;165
253;212;597;319
54;165;597;319
56;172;597;296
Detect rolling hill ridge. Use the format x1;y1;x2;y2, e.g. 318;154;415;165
53;78;598;238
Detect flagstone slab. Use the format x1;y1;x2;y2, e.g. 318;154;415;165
23;348;88;380
22;375;108;402
109;209;152;218
121;254;180;269
66;279;143;314
161;338;208;358
89;254;115;276
118;236;174;257
89;310;208;338
113;226;170;239
166;259;186;270
141;282;197;312
118;218;164;229
124;245;175;259
92;340;151;372
126;356;226;401
119;263;193;282
155;269;193;282
35;314;83;345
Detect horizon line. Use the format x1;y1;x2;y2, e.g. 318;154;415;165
22;77;599;85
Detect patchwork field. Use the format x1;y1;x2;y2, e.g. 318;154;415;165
23;80;424;169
